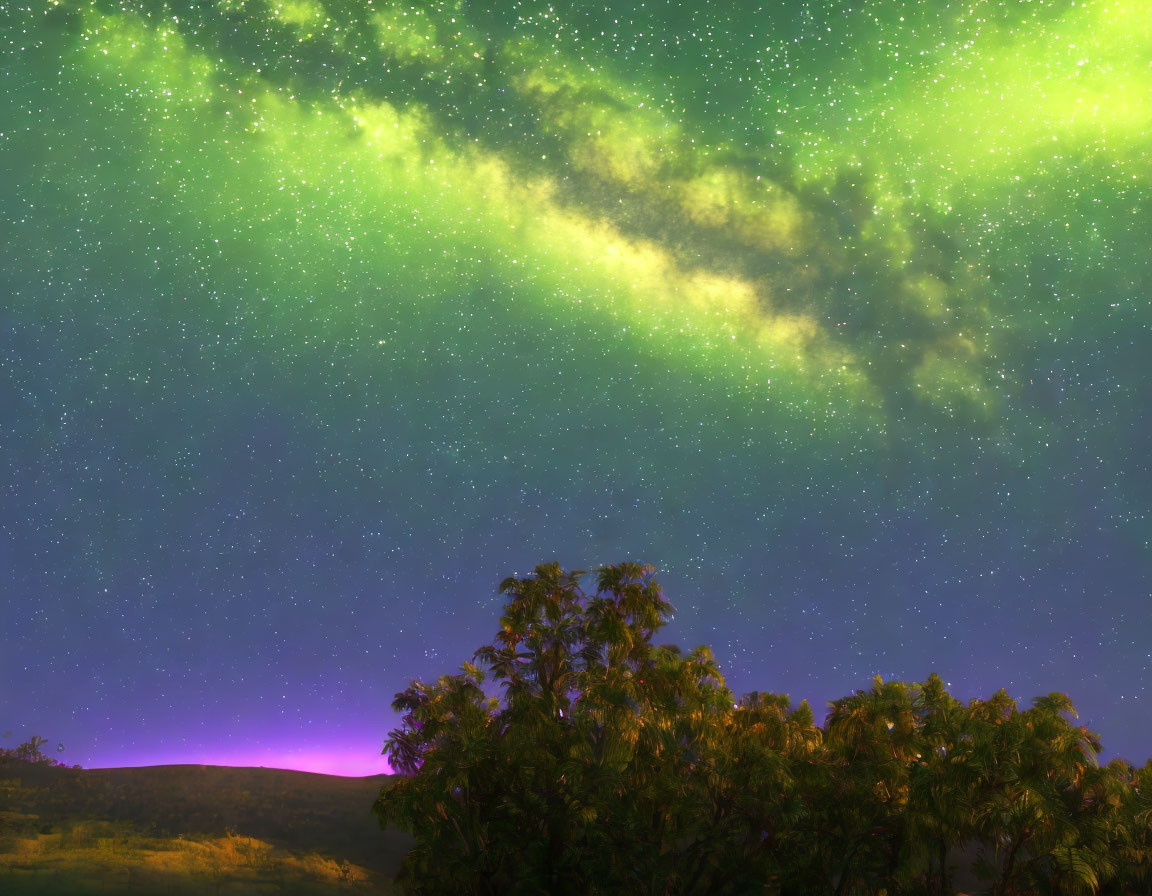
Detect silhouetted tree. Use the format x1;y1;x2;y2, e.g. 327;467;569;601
374;562;1152;895
0;734;78;768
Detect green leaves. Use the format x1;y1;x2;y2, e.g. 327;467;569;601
373;564;1152;895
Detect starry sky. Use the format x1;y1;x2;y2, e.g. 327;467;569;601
1;0;1149;776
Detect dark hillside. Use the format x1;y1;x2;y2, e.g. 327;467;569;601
0;762;411;878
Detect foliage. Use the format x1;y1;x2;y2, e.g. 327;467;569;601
0;735;79;769
375;562;1152;895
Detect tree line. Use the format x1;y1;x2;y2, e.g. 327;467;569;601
0;735;76;769
374;562;1152;895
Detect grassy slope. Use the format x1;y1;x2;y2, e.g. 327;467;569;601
0;762;413;895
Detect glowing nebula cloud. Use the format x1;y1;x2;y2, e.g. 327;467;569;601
2;0;1149;772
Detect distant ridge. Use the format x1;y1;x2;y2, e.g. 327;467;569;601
0;761;411;877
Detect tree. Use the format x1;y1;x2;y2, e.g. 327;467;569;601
373;562;1152;895
0;735;77;768
375;562;758;894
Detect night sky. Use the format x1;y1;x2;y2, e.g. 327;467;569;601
2;0;1149;776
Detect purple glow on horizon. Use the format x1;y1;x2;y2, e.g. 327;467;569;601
6;0;1152;789
83;748;393;777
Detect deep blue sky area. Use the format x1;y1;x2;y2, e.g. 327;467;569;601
2;0;1150;774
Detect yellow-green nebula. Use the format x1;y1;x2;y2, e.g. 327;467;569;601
1;0;1149;773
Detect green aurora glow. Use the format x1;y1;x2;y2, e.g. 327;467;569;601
2;0;1150;770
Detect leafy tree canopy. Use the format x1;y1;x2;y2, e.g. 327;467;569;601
0;735;78;769
375;563;1152;896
